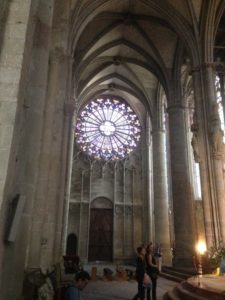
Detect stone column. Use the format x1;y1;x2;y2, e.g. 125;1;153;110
146;114;154;242
167;104;195;267
205;64;225;242
192;63;225;246
152;125;171;265
0;0;32;210
42;52;73;265
191;67;218;246
49;58;74;263
61;103;76;254
0;0;55;298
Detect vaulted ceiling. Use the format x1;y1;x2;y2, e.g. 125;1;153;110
67;0;225;118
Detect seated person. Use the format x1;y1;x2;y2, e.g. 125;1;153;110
65;271;91;300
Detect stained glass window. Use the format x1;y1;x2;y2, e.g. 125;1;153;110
75;97;141;160
215;75;225;142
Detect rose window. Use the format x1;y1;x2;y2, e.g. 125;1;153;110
75;97;141;160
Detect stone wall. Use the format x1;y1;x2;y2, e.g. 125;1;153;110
68;150;145;263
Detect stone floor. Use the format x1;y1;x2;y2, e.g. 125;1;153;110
81;263;178;300
82;277;177;300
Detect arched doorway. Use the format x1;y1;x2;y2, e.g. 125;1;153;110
66;233;77;256
88;197;113;261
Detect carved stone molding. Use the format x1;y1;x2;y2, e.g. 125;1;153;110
125;205;132;215
115;205;124;215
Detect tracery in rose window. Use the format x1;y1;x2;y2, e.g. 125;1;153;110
75;97;141;160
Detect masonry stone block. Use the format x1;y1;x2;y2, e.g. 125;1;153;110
0;125;14;147
4;23;28;39
0;149;9;180
0;101;17;124
0;66;21;84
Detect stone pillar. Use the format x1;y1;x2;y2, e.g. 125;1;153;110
192;63;225;246
152;126;171;265
27;48;73;270
61;102;76;255
146;115;154;242
206;64;225;242
191;67;218;246
167;104;195;267
0;0;55;298
41;52;74;266
0;0;32;210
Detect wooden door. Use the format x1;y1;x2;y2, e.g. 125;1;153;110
88;208;113;261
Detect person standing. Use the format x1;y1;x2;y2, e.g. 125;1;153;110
146;243;159;300
65;270;91;300
154;243;163;272
132;245;151;300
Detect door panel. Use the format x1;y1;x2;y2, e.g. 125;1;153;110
88;208;113;261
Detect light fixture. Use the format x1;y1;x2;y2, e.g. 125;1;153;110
196;240;207;286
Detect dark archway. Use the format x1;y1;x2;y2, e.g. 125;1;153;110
88;197;113;261
66;233;78;256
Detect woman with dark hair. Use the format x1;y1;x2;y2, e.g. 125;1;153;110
132;245;151;300
145;243;159;300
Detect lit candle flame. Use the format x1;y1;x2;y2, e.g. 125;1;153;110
196;241;207;255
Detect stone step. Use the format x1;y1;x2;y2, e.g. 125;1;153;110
182;280;225;300
163;289;180;300
160;271;184;283
162;265;196;276
163;277;225;300
160;266;196;283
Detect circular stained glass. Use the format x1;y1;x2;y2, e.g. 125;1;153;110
75;97;141;160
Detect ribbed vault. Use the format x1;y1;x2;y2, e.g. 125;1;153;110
70;0;201;117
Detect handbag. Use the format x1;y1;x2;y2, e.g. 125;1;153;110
143;272;152;288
